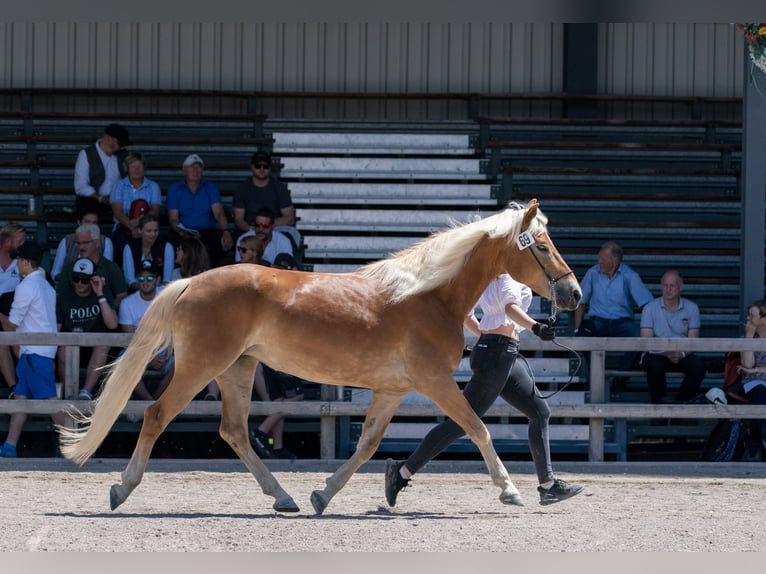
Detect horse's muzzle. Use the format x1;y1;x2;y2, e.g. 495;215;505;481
553;280;582;311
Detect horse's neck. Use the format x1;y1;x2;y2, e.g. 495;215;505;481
435;236;503;317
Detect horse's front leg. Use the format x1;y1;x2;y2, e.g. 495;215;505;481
424;380;522;506
310;391;403;515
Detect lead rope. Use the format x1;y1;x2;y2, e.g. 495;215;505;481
531;280;583;400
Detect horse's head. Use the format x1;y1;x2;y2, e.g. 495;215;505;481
501;199;581;311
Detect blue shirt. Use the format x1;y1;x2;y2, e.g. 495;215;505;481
166;178;222;231
640;297;701;338
580;262;653;320
111;176;162;230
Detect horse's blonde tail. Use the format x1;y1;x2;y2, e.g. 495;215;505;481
58;278;192;465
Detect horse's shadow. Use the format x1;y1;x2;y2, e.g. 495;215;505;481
48;508;484;520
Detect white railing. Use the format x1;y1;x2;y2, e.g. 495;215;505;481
1;332;764;461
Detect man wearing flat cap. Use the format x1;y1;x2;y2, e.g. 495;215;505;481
0;242;63;458
74;123;132;206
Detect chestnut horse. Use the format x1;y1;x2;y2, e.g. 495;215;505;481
59;199;581;515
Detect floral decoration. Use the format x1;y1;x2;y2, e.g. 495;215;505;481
737;23;766;76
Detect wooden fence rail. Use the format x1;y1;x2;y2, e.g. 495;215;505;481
0;332;764;461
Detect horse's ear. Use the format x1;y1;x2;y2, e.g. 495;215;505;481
521;199;539;228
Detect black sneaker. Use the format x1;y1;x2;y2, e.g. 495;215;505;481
249;429;274;459
538;478;584;506
384;458;410;507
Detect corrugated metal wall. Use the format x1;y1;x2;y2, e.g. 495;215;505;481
0;22;745;118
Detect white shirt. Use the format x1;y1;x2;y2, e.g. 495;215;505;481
118;286;164;330
122;243;175;287
74;139;121;197
473;274;532;332
234;230;293;264
8;269;58;358
0;258;21;295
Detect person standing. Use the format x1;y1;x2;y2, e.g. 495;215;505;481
639;269;707;404
385;274;584;507
0;242;63;458
73;123;131;206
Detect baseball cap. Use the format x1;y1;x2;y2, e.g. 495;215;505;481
272;252;297;270
250;150;272;165
183;153;205;168
137;259;162;276
14;242;44;264
104;123;131;147
72;257;95;277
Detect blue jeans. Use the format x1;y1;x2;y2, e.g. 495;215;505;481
641;352;707;403
579;316;641;373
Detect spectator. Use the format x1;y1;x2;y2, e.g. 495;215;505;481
169;234;210;282
574;240;653;388
0;242;64;458
639;270;707;404
74;123;131;207
166;153;234;267
57;223;128;311
0;222;26;394
232;149;300;249
118;260;173;400
247;255;307;460
122;214;174;291
236;235;266;265
736;299;766;461
56;258;119;401
384;274;583;508
110;151;162;270
51;196;114;283
233;208;293;265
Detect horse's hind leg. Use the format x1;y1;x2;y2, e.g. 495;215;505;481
110;365;215;510
216;355;299;513
310;392;402;515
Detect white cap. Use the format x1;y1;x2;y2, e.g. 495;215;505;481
183;153;204;168
705;387;728;405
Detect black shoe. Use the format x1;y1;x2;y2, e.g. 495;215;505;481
384;458;410;507
271;447;296;460
538;478;584;506
249;429;274;459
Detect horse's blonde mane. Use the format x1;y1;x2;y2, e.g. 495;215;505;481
358;201;548;302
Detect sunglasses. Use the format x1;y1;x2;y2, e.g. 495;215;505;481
72;275;91;284
136;275;156;282
253;163;270;170
237;246;250;254
252;222;271;229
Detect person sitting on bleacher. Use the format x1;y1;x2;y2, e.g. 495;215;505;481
51;196;114;284
73;123;131;207
232;149;301;250
0;222;27;396
574;240;653;390
122;214;174;291
56;257;119;401
233;208;293;265
110;151;162;270
165;153;234;268
384;274;584;508
639;269;707;404
236;235;266;265
118;260;173;401
0;242;63;458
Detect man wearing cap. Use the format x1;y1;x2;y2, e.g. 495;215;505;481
57;223;128;311
74;123;132;205
232;149;299;248
0;242;62;458
166;153;234;267
56;257;119;401
118;259;173;400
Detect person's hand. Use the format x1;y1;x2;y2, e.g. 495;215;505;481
532;322;556;341
667;351;685;364
90;275;105;297
737;365;757;375
745;319;757;338
220;230;234;251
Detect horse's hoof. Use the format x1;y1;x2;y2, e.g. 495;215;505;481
310;490;328;515
273;497;300;513
499;490;525;507
109;484;126;510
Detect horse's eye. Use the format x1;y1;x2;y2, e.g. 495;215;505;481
536;244;550;253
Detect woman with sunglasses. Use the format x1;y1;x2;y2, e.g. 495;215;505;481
236;235;265;265
122;214;174;292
